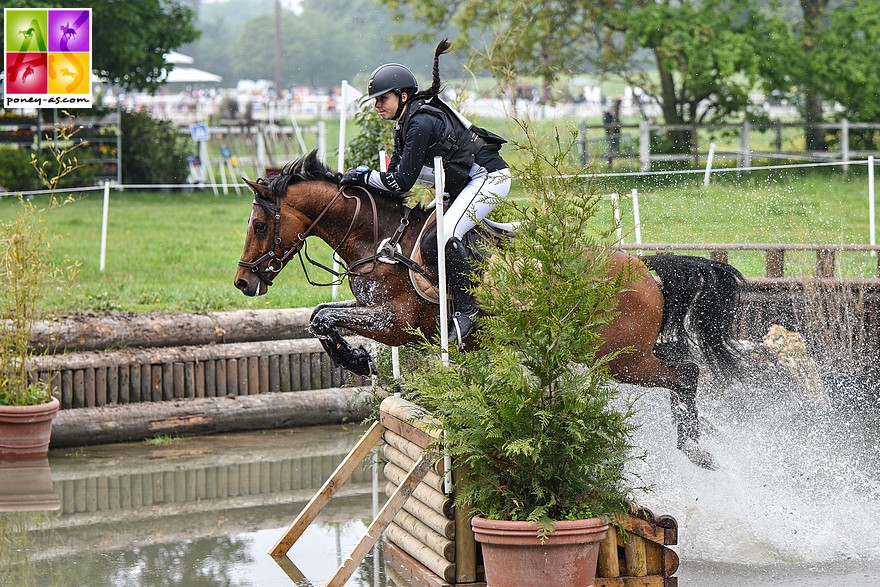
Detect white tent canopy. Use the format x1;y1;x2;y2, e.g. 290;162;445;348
162;66;222;84
160;51;221;84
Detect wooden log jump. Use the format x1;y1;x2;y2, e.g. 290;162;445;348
269;395;680;587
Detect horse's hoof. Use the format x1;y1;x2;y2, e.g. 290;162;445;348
679;438;718;471
348;346;378;377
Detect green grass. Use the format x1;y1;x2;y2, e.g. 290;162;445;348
0;155;875;314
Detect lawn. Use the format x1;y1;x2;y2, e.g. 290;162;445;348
0;157;875;313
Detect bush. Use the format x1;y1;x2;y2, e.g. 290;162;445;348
0;148;40;192
120;110;189;185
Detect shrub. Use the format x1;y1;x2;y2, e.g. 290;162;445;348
0;148;40;192
120;110;189;185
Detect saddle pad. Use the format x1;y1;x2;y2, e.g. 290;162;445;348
409;210;440;304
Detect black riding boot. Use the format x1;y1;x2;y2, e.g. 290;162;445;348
445;238;478;346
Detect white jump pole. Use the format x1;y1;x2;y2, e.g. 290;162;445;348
870;155;876;255
99;181;110;271
433;155;453;494
611;192;623;245
704;141;716;187
632;188;642;255
378;149;402;390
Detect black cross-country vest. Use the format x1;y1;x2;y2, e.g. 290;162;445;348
396;96;506;198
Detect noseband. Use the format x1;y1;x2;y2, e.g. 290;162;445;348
238;181;379;287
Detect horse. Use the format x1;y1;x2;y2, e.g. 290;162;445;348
234;150;746;469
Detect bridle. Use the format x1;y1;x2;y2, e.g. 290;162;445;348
237;181;380;287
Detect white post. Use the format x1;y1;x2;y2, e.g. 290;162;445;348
434;155;453;495
377;149;402;388
841;119;850;174
256;132;267;178
332;82;349;301
704;141;716;187
317;121;326;162
639;120;650;172
632;188;642;255
99;181;110;271
869;155;876;254
611;192;623;245
200;140;218;196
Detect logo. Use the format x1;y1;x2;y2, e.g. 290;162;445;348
4;8;93;108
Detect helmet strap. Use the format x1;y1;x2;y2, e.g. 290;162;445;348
392;90;409;120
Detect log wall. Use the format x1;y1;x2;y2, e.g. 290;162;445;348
29;338;368;411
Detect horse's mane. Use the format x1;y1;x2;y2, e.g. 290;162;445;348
264;149;338;198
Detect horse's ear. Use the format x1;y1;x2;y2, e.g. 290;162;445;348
243;177;272;198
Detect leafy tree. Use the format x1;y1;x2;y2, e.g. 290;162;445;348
0;0;199;93
379;0;773;148
756;0;880;150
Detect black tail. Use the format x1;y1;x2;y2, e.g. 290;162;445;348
644;254;746;375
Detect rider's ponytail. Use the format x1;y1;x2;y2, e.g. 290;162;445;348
412;38;451;101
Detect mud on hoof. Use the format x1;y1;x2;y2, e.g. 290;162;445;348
678;437;718;471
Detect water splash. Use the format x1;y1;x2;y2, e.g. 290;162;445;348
623;375;880;566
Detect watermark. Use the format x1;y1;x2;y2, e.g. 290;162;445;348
3;8;93;108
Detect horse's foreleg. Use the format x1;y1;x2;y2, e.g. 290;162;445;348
310;301;396;376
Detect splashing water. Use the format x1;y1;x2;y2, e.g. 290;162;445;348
622;374;880;567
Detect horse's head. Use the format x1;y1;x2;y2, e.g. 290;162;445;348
234;151;340;296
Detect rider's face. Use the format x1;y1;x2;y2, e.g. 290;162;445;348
374;91;401;120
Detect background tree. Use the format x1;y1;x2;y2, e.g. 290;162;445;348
0;0;199;93
756;0;880;151
379;0;772;149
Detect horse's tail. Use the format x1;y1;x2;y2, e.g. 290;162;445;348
644;254;746;375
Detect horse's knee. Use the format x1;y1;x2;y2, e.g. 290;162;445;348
310;308;335;335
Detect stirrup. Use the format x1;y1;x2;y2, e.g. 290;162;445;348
449;314;477;347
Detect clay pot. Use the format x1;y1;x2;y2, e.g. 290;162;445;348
471;515;609;587
0;396;60;459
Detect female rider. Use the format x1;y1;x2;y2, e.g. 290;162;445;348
341;39;511;346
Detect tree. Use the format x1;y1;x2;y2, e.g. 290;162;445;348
756;0;880;151
1;0;199;93
379;0;772;148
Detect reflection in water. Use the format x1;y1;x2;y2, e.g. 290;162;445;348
0;425;396;587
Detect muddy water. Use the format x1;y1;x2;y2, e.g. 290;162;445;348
1;425;393;587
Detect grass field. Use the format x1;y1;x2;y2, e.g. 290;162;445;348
1;154;875;314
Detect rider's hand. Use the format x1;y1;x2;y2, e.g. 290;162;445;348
340;165;371;187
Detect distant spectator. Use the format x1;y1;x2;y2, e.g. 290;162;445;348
603;99;622;169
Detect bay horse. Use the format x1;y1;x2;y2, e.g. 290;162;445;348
234;150;746;469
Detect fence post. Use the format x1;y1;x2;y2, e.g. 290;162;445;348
841;118;849;174
741;119;751;170
99;181;110;272
578;121;587;167
639;120;650;172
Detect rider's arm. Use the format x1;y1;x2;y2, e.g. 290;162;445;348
365;114;438;193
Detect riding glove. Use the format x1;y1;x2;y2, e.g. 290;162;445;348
340;165;372;187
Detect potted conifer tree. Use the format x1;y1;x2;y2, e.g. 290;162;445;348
406;128;645;587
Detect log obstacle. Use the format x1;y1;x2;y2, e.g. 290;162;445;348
270;395;680;587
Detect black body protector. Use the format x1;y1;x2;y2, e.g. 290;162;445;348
395;96;505;198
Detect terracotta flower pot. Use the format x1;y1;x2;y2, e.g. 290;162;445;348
471;515;609;587
0;396;60;459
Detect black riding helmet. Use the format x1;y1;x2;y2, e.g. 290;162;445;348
366;63;418;119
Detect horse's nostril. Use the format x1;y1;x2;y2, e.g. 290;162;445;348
235;279;249;293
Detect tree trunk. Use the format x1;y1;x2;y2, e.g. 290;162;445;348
655;53;690;152
800;0;831;152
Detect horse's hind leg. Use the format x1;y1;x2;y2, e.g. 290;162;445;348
611;353;717;470
667;361;718;470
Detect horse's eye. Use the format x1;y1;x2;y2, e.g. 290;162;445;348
253;220;268;234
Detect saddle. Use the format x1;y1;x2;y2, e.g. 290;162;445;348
407;209;516;304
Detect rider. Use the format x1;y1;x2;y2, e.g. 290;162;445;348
340;39;511;346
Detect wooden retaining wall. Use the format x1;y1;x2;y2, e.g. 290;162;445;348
30;338;366;410
378;396;680;587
